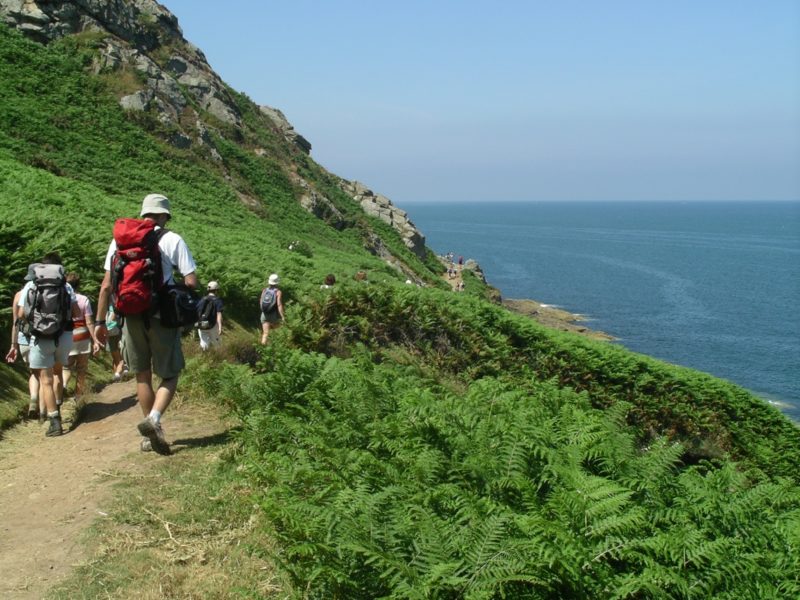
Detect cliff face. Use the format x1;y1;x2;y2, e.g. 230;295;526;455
0;0;428;264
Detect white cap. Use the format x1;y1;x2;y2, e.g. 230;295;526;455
268;274;280;285
140;193;171;217
207;281;219;291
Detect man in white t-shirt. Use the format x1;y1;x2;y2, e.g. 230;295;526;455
95;194;197;455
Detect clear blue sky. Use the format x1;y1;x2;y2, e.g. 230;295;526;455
163;0;799;203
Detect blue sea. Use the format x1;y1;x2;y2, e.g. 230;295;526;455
407;201;800;422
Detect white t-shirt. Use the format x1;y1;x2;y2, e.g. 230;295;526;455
103;227;196;284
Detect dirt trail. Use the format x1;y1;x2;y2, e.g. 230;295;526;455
0;379;221;598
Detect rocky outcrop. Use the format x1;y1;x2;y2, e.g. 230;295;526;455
463;259;487;283
260;106;312;154
363;232;425;284
0;0;179;47
341;181;427;260
1;0;242;139
292;175;348;230
1;0;436;270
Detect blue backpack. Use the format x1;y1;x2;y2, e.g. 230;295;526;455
260;287;277;313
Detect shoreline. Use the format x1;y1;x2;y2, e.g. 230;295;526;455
502;297;616;342
436;254;614;341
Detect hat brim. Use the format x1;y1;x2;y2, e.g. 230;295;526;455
140;208;171;216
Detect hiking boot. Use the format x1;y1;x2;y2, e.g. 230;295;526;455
137;417;170;455
140;437;152;452
46;416;63;437
27;402;38;420
112;372;121;382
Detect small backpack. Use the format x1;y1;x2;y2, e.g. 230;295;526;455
22;263;72;339
110;218;165;316
260;287;277;313
196;294;218;330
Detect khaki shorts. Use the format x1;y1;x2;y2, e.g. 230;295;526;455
122;314;184;380
69;338;92;356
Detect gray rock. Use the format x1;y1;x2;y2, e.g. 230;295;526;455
259;105;312;154
343;180;427;259
295;176;348;229
119;89;153;111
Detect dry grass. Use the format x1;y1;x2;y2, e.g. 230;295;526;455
47;409;293;599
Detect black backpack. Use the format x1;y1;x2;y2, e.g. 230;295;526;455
158;284;200;329
196;294;218;330
260;287;277;313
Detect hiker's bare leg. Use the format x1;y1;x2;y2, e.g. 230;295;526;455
112;350;124;375
62;361;72;391
29;373;41;412
53;363;64;404
153;376;178;414
136;371;178;415
136;370;155;416
74;354;89;399
261;322;269;345
37;369;57;413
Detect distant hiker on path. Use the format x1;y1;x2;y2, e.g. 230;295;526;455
321;274;336;289
62;272;99;411
95;194;198;455
259;273;284;345
6;281;41;420
197;281;224;351
104;305;127;381
15;253;79;437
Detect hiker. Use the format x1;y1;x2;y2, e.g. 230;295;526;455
105;305;127;381
259;273;284;345
62;272;99;410
14;253;79;437
320;274;336;289
6;282;41;420
95;194;198;455
196;281;224;351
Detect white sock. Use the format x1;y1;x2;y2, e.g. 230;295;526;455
48;411;59;418
148;409;162;424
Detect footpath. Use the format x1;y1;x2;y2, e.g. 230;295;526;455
0;379;225;599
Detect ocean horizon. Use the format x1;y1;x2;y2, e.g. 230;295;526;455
408;200;800;422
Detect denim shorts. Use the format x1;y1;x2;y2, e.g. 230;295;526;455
19;343;30;365
27;330;73;370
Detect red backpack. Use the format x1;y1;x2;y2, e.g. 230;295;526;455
110;218;165;316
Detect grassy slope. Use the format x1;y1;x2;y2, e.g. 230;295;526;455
1;23;799;599
0;24;437;425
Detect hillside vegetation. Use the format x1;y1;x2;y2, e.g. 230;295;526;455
1;22;799;599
